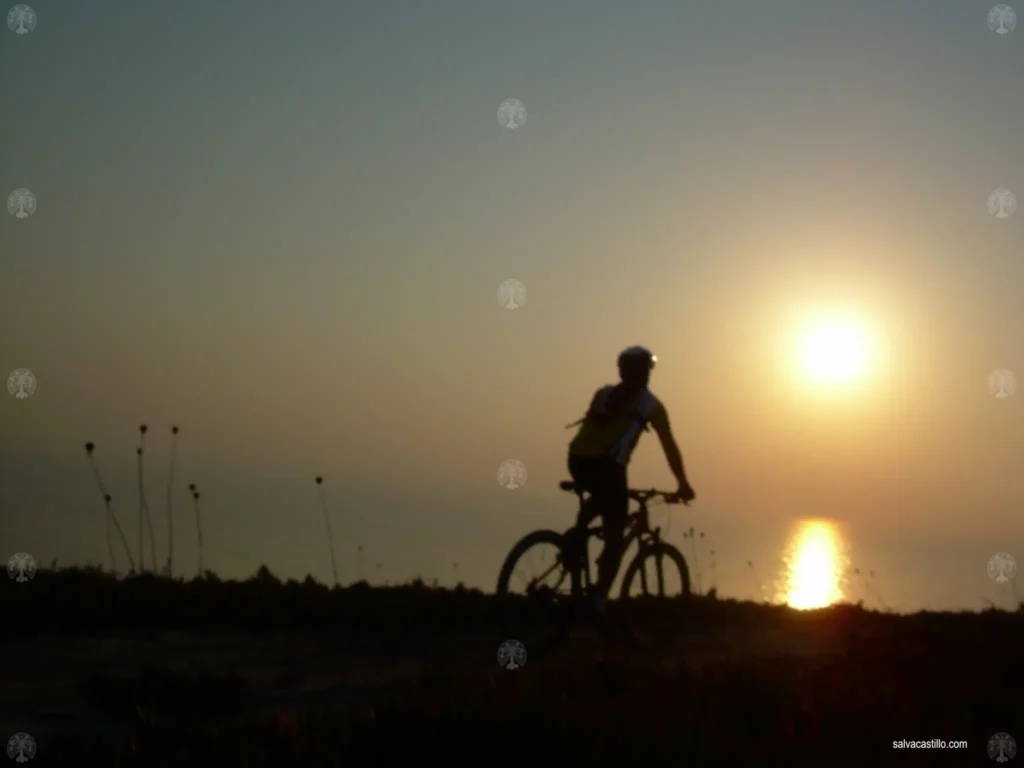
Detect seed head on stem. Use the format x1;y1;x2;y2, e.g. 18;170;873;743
165;425;181;577
190;483;204;577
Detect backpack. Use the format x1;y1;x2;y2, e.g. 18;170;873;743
565;384;654;433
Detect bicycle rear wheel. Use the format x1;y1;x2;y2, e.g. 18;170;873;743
615;542;691;651
496;530;576;659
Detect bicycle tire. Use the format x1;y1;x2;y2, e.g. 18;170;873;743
495;529;574;658
616;542;691;651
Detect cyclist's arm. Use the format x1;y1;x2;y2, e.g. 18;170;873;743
652;406;689;485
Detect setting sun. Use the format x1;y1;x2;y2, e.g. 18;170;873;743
778;519;850;609
781;304;888;396
799;319;871;385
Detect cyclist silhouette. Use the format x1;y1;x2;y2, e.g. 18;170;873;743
564;346;695;613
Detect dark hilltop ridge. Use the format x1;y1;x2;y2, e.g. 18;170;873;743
2;565;1022;766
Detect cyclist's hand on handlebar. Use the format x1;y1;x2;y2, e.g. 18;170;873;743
672;481;696;505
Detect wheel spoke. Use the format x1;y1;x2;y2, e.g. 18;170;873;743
497;530;574;658
505;542;569;598
621;544;690;600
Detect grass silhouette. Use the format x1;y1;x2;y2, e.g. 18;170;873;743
10;562;1021;632
84;442;135;573
86;426;188;575
189;483;203;577
6;565;1023;767
681;527;709;594
315;476;340;587
164;426;179;577
59;423;1020;765
853;567;888;611
709;548;717;592
136;424;158;573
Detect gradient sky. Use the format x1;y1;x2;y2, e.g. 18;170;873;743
2;0;1022;612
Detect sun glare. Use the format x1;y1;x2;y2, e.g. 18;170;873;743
786;309;884;391
799;319;871;385
778;520;849;609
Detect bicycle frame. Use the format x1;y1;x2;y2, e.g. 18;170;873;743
565;485;674;593
496;483;691;654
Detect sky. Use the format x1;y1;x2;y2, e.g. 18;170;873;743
2;0;1022;612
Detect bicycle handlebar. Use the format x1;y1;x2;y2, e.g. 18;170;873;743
629;488;687;504
558;480;688;505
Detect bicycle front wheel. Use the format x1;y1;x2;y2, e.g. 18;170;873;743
496;529;575;658
616;542;691;651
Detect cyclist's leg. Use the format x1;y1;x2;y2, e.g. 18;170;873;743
568;453;601;528
593;460;629;601
564;454;595;567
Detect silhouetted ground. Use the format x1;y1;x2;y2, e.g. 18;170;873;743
2;566;1022;766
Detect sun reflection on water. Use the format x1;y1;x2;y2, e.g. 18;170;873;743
776;519;851;609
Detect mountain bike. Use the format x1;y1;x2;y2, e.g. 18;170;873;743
496;480;692;657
